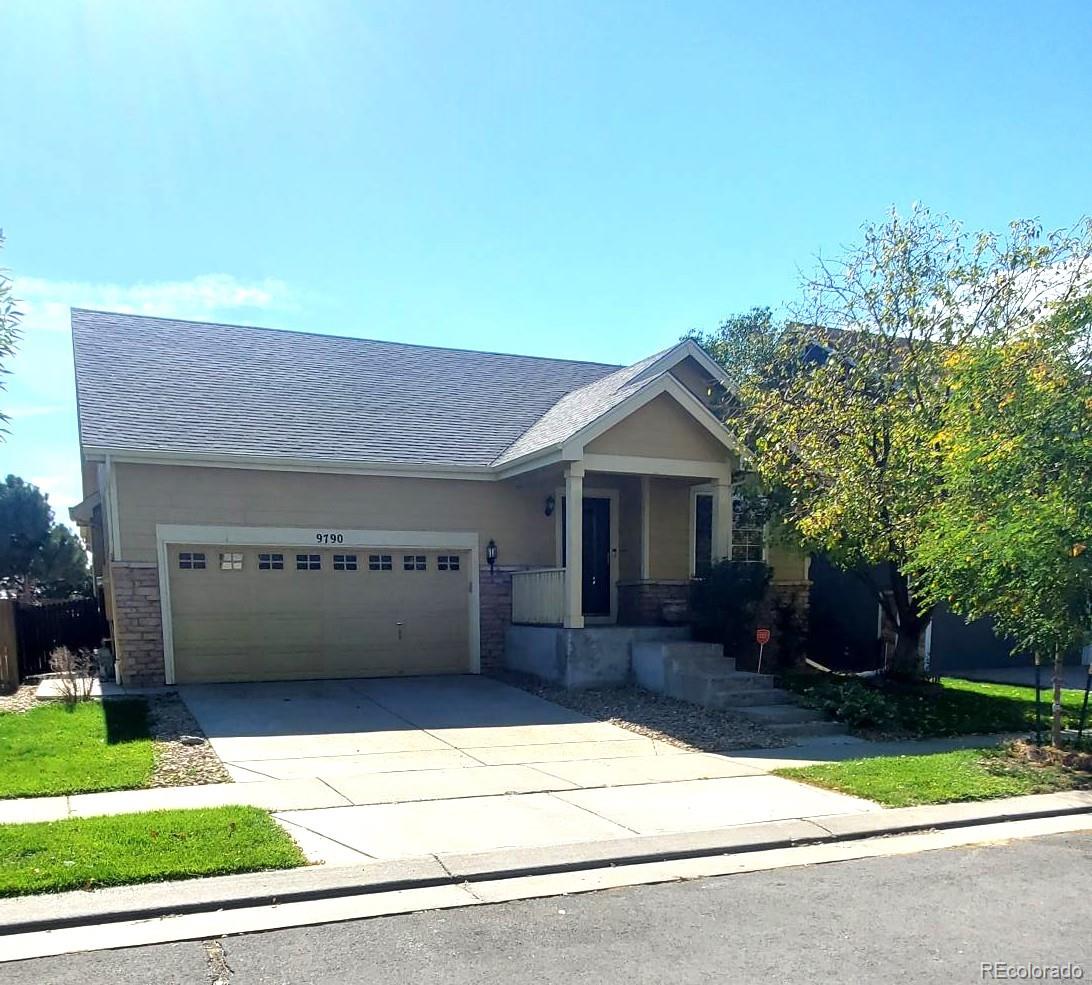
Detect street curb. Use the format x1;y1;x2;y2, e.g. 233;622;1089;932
2;795;1090;936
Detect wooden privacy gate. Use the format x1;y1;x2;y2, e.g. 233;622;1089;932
11;598;107;680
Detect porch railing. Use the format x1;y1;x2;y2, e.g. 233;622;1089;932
511;568;565;626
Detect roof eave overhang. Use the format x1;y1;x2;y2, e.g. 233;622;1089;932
81;446;498;482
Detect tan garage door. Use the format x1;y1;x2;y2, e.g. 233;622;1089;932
168;546;471;683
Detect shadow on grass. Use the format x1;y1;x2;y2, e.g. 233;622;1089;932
101;698;152;745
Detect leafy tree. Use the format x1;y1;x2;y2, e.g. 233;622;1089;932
694;208;1092;674
0;475;50;594
911;298;1092;746
30;525;94;600
0;475;92;600
0;231;23;437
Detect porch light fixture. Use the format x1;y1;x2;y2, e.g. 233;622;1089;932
486;539;498;572
544;494;555;517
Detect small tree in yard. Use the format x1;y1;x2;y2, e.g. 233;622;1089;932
911;298;1092;747
693;207;1092;675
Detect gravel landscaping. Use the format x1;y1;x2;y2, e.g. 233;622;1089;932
0;684;39;714
495;671;788;752
146;693;231;787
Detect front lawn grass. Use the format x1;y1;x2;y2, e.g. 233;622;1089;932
0;699;154;799
776;747;1092;807
0;806;306;897
781;673;1087;739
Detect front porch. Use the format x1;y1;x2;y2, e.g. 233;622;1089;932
507;460;735;631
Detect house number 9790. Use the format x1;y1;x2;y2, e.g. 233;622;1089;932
315;532;345;544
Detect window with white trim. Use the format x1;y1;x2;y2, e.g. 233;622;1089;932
258;553;284;570
219;552;244;571
368;554;393;571
403;554;426;571
178;552;206;570
731;496;766;563
437;555;461;571
296;553;321;571
333;554;358;571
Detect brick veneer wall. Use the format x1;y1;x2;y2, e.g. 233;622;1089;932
110;562;166;686
617;580;691;626
479;565;531;672
748;579;810;671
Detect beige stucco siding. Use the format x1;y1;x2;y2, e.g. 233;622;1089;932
668;356;717;408
767;543;809;582
648;478;691;579
584;393;729;462
115;463;557;565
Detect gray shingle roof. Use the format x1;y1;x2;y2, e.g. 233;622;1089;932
492;349;669;465
71;309;629;468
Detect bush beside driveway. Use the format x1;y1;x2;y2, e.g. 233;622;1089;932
781;674;1087;739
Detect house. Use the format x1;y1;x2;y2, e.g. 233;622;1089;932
68;309;809;687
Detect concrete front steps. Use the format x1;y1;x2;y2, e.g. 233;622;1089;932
632;641;846;740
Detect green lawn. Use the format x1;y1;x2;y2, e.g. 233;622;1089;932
776;747;1092;807
0;700;155;799
781;673;1088;739
0;806;306;897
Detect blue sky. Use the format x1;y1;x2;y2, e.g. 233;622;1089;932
2;0;1090;519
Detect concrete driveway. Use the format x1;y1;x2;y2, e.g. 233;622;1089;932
179;676;877;862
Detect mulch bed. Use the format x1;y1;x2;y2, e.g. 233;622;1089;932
1009;738;1092;773
494;671;788;752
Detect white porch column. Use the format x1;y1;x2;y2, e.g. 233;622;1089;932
639;475;651;580
711;477;732;563
564;463;585;629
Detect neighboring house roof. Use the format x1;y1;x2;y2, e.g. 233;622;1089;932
70;309;730;472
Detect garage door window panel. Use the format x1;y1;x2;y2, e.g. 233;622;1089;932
296;554;322;570
219;552;244;571
178;552;206;570
403;555;426;571
437;554;460;571
258;553;284;570
369;554;393;571
333;554;358;571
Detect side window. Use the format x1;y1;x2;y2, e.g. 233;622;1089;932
333;554;358;571
258;553;284;570
731;496;766;563
179;551;206;570
403;554;426;571
368;554;393;571
437;555;461;571
296;553;322;571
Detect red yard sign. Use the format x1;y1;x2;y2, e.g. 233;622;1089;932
755;627;771;646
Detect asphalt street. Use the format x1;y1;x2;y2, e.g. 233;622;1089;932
5;832;1090;985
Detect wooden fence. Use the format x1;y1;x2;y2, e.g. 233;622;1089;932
11;598;108;681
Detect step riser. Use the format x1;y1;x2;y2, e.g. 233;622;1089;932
708;689;795;709
765;721;850;739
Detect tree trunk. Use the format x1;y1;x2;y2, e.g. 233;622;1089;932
1051;645;1065;749
885;563;930;677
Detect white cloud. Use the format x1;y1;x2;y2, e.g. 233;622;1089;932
12;273;294;332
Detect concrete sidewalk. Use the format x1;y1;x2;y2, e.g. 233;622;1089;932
1;789;1089;942
0;732;1012;864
